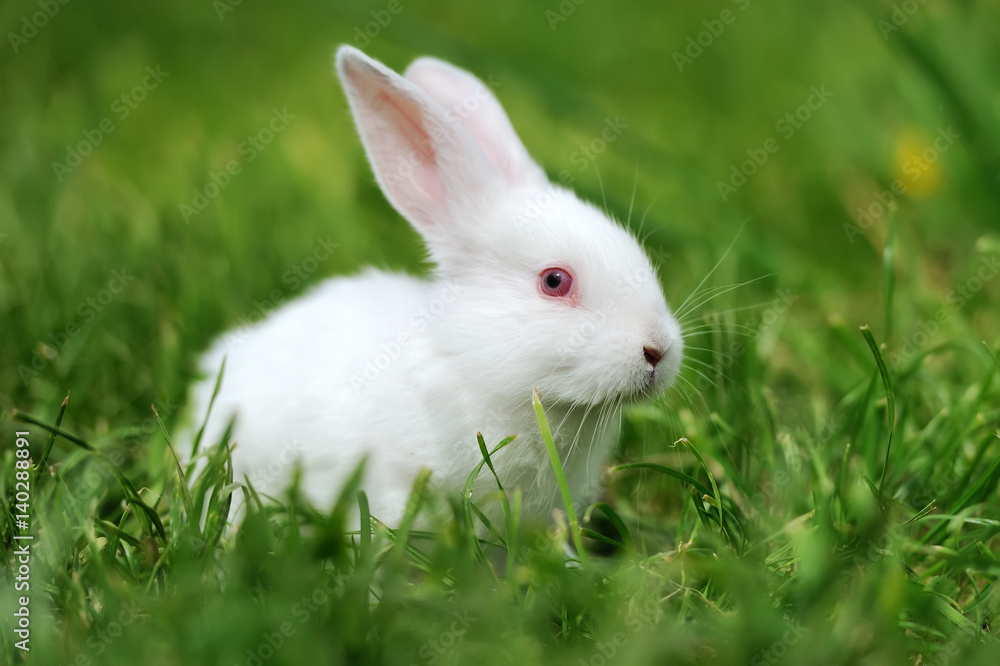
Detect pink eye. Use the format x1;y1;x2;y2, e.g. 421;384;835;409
539;267;574;298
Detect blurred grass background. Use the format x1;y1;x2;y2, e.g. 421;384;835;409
2;1;1000;665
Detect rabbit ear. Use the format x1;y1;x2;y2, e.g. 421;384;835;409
404;57;547;187
336;46;500;239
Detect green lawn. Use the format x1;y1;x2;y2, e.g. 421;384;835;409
2;1;1000;664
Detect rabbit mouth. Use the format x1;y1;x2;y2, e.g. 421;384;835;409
643;370;659;392
613;370;660;402
637;366;675;399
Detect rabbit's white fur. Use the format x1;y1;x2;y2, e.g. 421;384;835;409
184;46;683;528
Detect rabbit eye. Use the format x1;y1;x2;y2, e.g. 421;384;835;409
539;267;574;298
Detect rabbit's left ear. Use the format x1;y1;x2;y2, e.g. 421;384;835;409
405;57;547;187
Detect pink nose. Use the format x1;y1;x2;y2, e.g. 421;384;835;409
643;346;663;368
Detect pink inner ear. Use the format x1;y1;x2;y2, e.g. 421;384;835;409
372;91;447;211
405;61;544;187
340;48;502;234
407;70;506;176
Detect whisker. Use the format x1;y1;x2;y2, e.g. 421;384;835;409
676;296;780;328
675;216;752;316
682;344;745;356
680;324;758;339
673;376;709;416
627;163;639;231
594;155;609;216
638;192;660;237
675;284;752;321
683;355;726;373
680;363;724;393
692;299;782;317
675;275;772;321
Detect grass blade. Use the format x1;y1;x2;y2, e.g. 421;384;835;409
190;356;226;460
13;409;95;451
157;403;195;520
532;389;587;566
588;502;633;551
33;391;69;481
861;325;895;501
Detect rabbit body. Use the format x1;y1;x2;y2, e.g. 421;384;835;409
192;269;610;525
185;47;683;528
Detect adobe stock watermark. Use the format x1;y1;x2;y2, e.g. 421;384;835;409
437;73;503;134
545;0;588;31
350;280;463;393
17;267;137;384
51;65;169;182
245;440;306;494
577;600;660;666
238;570;349;666
877;0;930;40
910;463;964;509
81;602;145;662
691;287;797;392
749;618;808;665
556;267;656;357
179;107;296;223
515;115;628;228
382;74;502;192
409;610;477;665
12;430;32;652
213;0;242;21
748;413;840;511
844;126;959;244
370;71;502;193
716;85;833;201
219;235;338;351
8;0;73;54
556;116;628;188
921;641;961;666
73;398;183;497
845;519;911;580
672;0;752;73
121;397;183;451
350;0;415;47
887;255;999;370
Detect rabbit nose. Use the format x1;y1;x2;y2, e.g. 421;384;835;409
643;346;663;368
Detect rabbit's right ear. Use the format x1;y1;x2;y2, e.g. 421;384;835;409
336;46;501;243
404;57;547;187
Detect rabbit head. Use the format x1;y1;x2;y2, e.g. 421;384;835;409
336;46;682;409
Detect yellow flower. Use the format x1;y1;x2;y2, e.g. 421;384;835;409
890;126;955;198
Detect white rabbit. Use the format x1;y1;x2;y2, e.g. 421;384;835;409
183;45;683;530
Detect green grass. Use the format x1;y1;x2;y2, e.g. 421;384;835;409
2;1;1000;664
